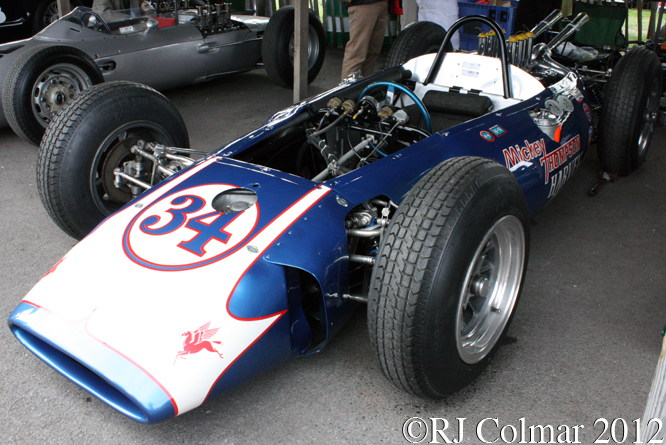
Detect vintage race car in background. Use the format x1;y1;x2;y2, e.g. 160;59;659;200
0;0;93;43
0;3;325;145
8;13;662;423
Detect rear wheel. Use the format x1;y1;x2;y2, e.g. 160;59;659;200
262;5;326;88
37;81;189;239
32;0;62;33
597;47;662;176
2;44;103;145
368;157;529;398
385;21;451;69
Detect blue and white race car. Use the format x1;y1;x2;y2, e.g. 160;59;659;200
8;13;661;423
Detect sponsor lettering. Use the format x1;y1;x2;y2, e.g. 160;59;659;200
547;155;581;199
539;135;581;184
503;139;546;167
503;135;582;197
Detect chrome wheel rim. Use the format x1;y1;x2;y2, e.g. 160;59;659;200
31;63;93;128
288;24;320;71
455;215;526;364
638;77;660;158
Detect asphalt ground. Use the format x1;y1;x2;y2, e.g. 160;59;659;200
1;48;665;444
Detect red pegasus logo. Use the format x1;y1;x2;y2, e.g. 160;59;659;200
174;321;223;364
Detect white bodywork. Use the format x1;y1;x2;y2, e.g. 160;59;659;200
403;53;546;111
17;157;330;416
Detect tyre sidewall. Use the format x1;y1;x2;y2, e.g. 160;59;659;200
32;1;56;33
598;48;662;174
263;6;326;87
55;93;188;236
7;46;103;144
385;21;449;68
627;66;659;169
306;10;326;83
419;172;529;396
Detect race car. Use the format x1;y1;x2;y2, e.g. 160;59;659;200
0;0;93;43
0;2;325;145
8;12;661;424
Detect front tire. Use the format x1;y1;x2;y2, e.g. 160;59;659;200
597;47;662;176
2;44;103;145
37;81;189;240
368;157;530;398
262;6;326;88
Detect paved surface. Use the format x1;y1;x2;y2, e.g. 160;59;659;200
1;49;665;444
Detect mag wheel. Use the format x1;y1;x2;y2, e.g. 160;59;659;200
262;5;326;88
367;157;530;398
37;81;189;240
455;215;525;364
2;45;103;145
384;21;451;69
597;47;663;176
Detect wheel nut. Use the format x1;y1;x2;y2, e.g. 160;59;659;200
471;276;490;297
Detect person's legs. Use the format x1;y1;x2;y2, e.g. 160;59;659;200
362;0;389;76
342;4;372;79
341;0;388;79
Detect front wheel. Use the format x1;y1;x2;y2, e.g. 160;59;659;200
262;5;326;88
37;81;190;240
367;157;530;398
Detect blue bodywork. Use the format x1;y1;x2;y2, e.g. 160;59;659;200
8;60;593;423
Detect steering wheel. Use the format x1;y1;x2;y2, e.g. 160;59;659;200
80;11;111;34
359;81;432;133
424;15;513;99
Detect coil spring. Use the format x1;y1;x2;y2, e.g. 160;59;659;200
587;82;603;107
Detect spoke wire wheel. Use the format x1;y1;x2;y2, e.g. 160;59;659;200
288;24;320;71
638;77;660;158
91;122;169;216
456;215;525;364
43;1;60;27
32;63;93;128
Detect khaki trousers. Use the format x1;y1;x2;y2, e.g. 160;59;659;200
341;0;389;80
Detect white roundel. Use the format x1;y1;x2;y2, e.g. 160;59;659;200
124;184;259;270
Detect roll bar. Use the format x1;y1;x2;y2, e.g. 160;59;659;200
424;15;513;99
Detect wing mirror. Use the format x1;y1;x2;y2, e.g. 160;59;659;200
145;18;159;32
